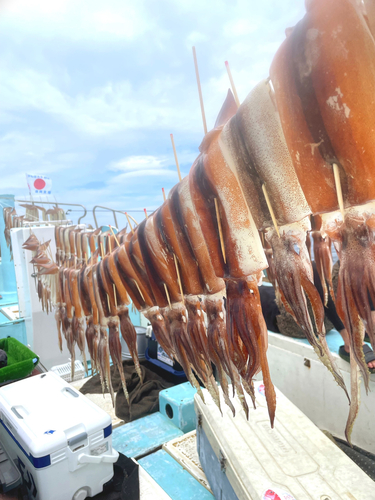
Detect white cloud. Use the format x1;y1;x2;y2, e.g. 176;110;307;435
0;0;161;43
186;31;209;47
224;19;260;38
0;0;307;226
109;155;168;172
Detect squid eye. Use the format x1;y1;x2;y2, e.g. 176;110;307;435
293;243;300;255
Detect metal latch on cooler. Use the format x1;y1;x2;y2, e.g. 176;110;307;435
68;432;88;453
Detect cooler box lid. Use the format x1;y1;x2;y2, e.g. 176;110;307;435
0;372;111;460
195;381;375;500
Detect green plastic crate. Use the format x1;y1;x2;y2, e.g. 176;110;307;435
0;338;39;384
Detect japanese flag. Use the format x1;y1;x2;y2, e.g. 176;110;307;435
26;174;52;195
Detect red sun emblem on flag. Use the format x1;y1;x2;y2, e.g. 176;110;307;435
34;178;46;190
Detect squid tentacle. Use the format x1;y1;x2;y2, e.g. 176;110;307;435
108;317;129;404
85;316;96;372
226;279;260;382
226;278;276;425
185;297;222;409
65;319;76;381
336;266;370;392
162;306;206;403
54;306;63;353
98;326;115;406
92;324;104;392
248;279;276;427
119;307;143;384
205;295;251;417
74;316;88;375
312;232;334;306
300;272;349;399
144;308;175;359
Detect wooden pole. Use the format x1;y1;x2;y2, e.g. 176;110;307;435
134;279;145;302
164;283;172;310
262;184;280;237
225;61;240;108
109;225;120;247
214;198;226;263
192;46;208;135
107;236;118;308
113;284;118;309
162;188;167;202
173;254;184;301
128;214;138;226
144;209;148;219
333;163;345;221
125;213;134;235
170;134;182;181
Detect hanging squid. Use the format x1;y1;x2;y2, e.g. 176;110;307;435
270;0;375;440
188;104;276;426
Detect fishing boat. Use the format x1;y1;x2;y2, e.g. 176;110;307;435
2;0;375;497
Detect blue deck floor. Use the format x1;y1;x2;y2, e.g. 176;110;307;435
139;449;214;500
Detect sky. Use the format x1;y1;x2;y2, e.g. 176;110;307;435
0;0;305;228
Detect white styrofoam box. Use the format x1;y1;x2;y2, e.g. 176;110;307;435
262;331;375;454
51;360;85;383
195;381;375;500
162;431;212;493
11;226;89;370
0;372;118;500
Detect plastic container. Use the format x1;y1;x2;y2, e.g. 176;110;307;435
145;348;186;377
195;381;375;500
50;360;85;383
121;326;147;360
0;338;39;385
0;371;118;500
146;330;185;375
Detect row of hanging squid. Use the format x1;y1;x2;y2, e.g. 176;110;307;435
20;0;375;441
3;205;67;259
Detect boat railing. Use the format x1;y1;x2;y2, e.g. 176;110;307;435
15;200;87;224
92;205;127;229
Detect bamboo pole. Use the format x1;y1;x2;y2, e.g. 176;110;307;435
262;184;280;237
225;61;240;108
128;214;138;226
214;198;226;263
333;163;345;221
109;225;120;247
134;280;145;302
192;46;208;135
144;209;148;219
164;283;172;310
162;188;167;202
125;213;134;235
173;254;184;301
170;134;182;182
107;236;118;308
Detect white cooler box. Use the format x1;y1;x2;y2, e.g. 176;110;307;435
0;371;118;500
195;381;375;500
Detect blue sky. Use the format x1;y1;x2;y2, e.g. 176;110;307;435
0;0;305;228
